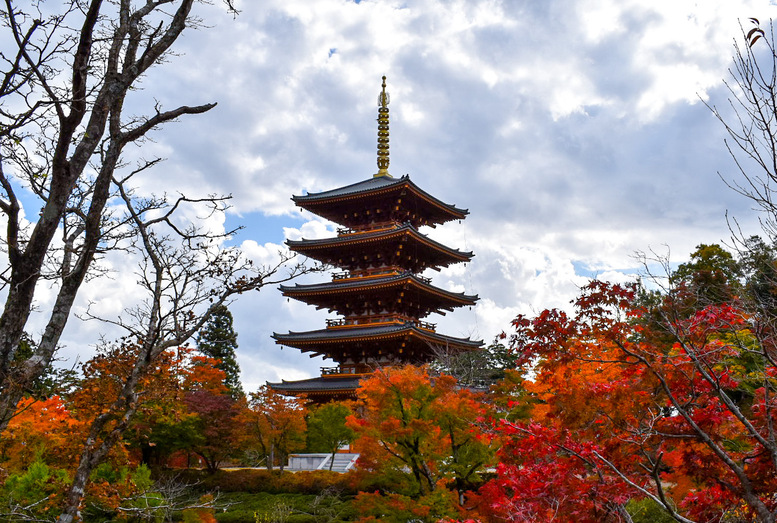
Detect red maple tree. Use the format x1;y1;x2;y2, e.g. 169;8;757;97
484;280;777;523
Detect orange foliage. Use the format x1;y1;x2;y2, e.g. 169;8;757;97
348;365;492;520
246;386;307;470
0;396;84;470
181;354;230;395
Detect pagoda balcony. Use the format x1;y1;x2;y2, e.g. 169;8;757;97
321;364;372;376
325;316;437;331
331;268;407;281
415;320;437;331
337;222;402;236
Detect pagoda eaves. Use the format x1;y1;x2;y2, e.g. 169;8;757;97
293;174;468;229
272;323;481;362
286;223;473;272
279;272;478;319
270;375;362;401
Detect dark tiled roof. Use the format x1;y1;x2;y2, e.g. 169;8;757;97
286;223;473;261
295;175;404;200
273;323;482;348
279;272;478;304
292;175;468;220
267;376;362;392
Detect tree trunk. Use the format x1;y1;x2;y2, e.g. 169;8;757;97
329;449;336;471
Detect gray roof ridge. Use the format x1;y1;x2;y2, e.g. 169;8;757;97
293;174;407;201
292;174;468;216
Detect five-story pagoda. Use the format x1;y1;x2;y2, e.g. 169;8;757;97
270;78;481;400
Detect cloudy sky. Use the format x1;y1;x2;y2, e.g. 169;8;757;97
49;0;777;390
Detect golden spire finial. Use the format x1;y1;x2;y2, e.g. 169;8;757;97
375;76;392;178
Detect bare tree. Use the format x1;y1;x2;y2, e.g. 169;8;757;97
429;341;513;388
115;475;228;523
0;2;317;519
705;18;777;392
706;18;777;239
0;0;237;429
59;186;308;521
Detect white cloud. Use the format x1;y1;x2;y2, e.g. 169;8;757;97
30;0;777;389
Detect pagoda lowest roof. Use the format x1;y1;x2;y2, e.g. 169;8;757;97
267;375;362;396
292;174;468;227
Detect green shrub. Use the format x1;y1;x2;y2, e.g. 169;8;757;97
217;492;316;523
155;469;359;522
121;491;165;522
131;463;155;491
174;469;357;496
91;461;130;485
626;498;678;523
2;460;69;519
215;491;356;523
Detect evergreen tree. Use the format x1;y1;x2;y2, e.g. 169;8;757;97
196;305;244;398
739;236;777;315
672;243;742;307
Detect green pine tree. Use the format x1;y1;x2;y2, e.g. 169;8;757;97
196;305;244;398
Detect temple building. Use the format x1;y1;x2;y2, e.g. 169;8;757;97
270;78;481;400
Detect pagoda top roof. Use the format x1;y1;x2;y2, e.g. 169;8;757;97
292;175;468;226
295;174;402;200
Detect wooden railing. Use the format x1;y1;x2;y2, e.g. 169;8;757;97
337;223;400;236
416;320;436;331
321;365;372;376
331;268;402;281
325;316;436;331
